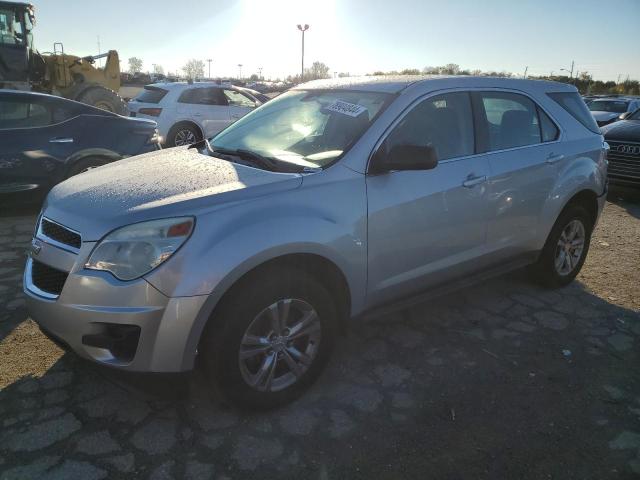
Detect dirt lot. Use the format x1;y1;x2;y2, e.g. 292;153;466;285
0;188;639;479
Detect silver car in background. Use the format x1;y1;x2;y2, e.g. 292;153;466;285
24;76;608;409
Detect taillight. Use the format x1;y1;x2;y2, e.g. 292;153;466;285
139;107;162;117
147;129;162;145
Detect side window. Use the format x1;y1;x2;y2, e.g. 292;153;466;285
384;92;474;162
538;107;559;142
479;92;541;150
223;89;256;108
178;88;225;106
547;92;600;133
0;9;23;45
0;99;52;129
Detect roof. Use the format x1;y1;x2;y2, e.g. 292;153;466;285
149;81;234;90
294;75;576;94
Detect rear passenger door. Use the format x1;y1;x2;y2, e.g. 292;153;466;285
177;87;230;137
472;91;561;258
366;91;491;306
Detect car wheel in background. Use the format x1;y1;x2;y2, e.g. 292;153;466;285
201;267;337;410
167;124;202;147
66;157;109;178
532;204;593;288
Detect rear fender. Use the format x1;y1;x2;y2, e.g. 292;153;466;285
537;153;604;248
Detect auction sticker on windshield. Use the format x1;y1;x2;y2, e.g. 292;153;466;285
325;100;368;117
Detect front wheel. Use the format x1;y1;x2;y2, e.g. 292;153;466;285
532;205;593;288
201;268;337;410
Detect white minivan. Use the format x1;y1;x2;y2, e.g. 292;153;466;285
128;82;268;147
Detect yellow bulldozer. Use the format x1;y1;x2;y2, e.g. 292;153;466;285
0;1;128;114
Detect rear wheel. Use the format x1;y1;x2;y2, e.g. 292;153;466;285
75;86;128;116
167;124;202;147
531;204;593;288
201;268;337;410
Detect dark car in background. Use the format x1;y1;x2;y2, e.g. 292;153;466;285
588;97;640;127
601;107;640;187
0;90;160;205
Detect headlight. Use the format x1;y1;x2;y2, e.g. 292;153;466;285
85;217;194;281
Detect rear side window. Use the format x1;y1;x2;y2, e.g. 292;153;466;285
478;92;541;150
547;92;599;134
538;107;559;142
385;92;474;162
178;87;226;105
136;86;168;104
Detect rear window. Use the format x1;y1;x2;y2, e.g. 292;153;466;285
547;92;600;134
135;86;168;104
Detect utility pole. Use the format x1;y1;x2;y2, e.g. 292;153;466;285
297;24;309;82
237;64;243;80
207;59;212;79
617;74;621;84
258;67;263;80
523;66;528;79
97;35;102;67
570;60;574;79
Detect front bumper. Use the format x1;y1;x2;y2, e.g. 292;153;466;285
24;230;207;372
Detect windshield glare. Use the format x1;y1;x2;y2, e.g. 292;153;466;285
588;100;629;113
211;90;391;167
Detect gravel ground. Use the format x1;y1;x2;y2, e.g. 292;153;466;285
0;187;639;479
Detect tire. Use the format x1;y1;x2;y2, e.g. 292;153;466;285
166;123;202;147
66;157;109;178
201;267;338;410
75;86;128;116
531;204;593;288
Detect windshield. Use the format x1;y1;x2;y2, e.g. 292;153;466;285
588;100;629;113
211;89;392;168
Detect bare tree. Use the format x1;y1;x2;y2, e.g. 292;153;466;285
153;64;164;75
183;59;205;80
307;61;330;80
128;57;143;75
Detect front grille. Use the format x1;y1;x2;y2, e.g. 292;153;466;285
41;218;81;249
607;141;640;184
31;259;68;296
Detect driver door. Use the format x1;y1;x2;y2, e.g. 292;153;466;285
366;91;491;307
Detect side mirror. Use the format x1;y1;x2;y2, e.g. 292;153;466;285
619;111;632;120
369;144;438;174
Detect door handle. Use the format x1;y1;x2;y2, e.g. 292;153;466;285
462;175;487;188
49;137;74;144
192;113;203;117
231;114;242;119
546;152;564;164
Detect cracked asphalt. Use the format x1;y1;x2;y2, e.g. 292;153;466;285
0;188;639;479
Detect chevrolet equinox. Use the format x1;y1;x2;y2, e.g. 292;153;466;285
24;76;608;409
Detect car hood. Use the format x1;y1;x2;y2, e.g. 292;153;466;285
591;111;621;122
44;148;303;240
601;120;640;142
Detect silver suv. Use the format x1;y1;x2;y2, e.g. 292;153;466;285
25;76;608;408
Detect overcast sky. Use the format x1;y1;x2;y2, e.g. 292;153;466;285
32;0;640;81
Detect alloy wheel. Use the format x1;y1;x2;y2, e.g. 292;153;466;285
174;129;197;146
238;298;322;392
554;219;586;276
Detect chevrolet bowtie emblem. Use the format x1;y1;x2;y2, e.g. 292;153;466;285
30;239;42;256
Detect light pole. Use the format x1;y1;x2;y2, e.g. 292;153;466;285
297;24;309;81
238;64;243;81
207;59;212;79
258;67;263;80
